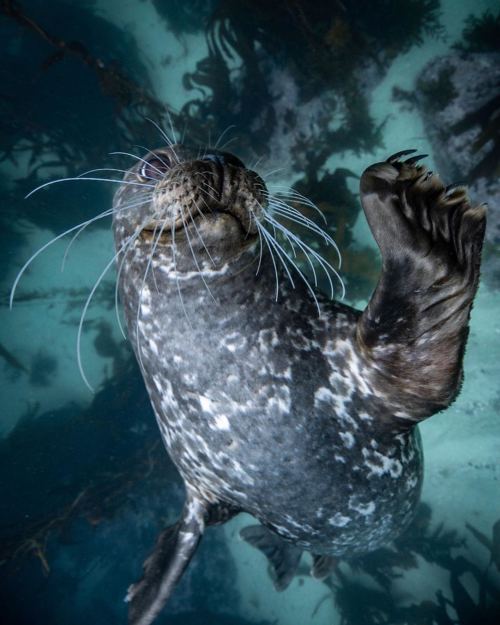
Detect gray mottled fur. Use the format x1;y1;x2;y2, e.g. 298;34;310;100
113;145;485;624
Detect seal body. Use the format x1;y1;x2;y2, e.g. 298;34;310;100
112;146;485;625
118;249;423;553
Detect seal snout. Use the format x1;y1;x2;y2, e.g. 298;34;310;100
142;147;267;240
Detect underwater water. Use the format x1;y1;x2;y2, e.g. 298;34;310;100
1;0;499;624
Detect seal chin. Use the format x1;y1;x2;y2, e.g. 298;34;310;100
141;210;258;251
185;212;258;252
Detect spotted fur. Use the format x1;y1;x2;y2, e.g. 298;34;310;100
113;146;486;624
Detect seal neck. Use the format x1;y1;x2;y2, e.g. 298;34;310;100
120;236;289;315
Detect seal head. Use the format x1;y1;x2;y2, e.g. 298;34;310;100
114;146;266;272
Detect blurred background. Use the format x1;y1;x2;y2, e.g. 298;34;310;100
0;1;499;623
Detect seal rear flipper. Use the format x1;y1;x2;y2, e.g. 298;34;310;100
240;524;302;590
311;554;337;579
357;152;486;425
127;494;206;625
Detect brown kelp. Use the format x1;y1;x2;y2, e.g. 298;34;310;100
180;0;441;167
455;9;500;53
0;0;178;233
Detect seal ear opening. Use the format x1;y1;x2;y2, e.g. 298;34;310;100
240;524;302;591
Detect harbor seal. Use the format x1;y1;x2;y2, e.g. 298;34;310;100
111;146;486;625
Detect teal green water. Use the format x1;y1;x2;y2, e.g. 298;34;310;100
0;1;499;624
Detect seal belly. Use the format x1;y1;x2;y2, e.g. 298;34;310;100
132;282;423;557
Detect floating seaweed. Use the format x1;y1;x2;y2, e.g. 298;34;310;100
0;0;179;233
152;0;217;37
0;359;170;571
0;359;244;621
416;66;458;113
0;341;28;375
451;92;500;182
455;9;500;180
466;519;500;573
455;9;500;53
180;0;441;169
29;348;58;387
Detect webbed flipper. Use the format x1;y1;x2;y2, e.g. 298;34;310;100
311;554;337;579
127;494;206;625
240;524;302;590
357;152;486;425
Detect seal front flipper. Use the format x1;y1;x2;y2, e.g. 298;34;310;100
127;493;206;625
357;152;487;425
240;524;302;590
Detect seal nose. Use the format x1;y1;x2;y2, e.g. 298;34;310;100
201;152;245;169
202;153;225;166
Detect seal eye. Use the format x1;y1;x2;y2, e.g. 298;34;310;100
139;155;171;181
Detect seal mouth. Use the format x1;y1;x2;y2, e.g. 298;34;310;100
140;208;256;244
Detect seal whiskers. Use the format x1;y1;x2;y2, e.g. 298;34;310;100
62;194;156;273
77;222;151;391
257;203;345;301
25;175;156;199
169;212;194;331
9;194;151;311
178;204;218;304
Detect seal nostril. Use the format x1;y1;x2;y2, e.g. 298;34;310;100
202;152;245;169
201;154;225;201
203;154;225;166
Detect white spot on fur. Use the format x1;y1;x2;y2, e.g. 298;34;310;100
349;498;376;516
315;387;333;404
340;431;355;448
362;448;403;478
148;339;159;356
214;414;230;430
199;395;215;413
328;513;351;527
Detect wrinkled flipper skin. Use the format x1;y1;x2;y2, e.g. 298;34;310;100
357;151;487;425
311;554;337;579
240;526;338;586
127;494;206;625
240;524;303;590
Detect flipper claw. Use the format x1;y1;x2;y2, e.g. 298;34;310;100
404;153;428;165
387;149;417;163
445;182;466;194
